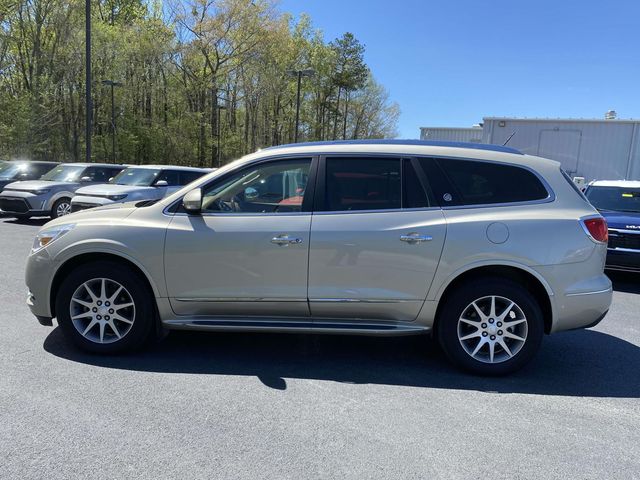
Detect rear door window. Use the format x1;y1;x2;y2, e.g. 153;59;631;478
324;157;401;211
426;158;549;206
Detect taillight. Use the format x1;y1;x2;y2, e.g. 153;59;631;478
581;217;608;243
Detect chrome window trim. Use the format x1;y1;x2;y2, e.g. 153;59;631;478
312;206;442;216
163;150;556;215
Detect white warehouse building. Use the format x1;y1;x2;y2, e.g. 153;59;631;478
420;116;640;181
420;126;483;144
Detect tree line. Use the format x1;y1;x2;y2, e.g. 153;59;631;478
0;0;400;167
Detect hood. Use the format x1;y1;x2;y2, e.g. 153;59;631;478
600;210;640;230
75;184;156;196
45;201;137;229
3;180;77;191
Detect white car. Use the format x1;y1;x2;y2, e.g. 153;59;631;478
71;165;211;212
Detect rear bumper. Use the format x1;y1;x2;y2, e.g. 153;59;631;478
532;264;612;333
550;286;612;333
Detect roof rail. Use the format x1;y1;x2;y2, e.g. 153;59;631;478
262;139;523;155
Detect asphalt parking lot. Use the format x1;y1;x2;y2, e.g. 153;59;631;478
0;217;638;480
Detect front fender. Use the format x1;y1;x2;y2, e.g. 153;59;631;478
46;190;76;210
52;240;165;298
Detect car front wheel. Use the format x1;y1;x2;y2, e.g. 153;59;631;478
437;278;544;375
51;197;72;218
55;261;154;353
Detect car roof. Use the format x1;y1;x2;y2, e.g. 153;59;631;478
590;180;640;188
120;164;210;172
239;139;560;171
57;162;124;168
261;139;523;155
5;160;60;164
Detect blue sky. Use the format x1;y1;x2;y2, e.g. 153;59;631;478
280;0;640;138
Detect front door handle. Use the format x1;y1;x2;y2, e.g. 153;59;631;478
400;232;433;244
270;235;303;246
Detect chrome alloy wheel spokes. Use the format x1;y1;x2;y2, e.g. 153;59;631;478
457;295;528;364
69;278;135;344
57;201;71;217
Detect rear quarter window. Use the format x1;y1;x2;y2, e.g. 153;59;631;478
431;158;549;206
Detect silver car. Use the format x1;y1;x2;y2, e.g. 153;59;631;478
25;140;612;375
0;160;60;193
71;165;212;212
0;163;124;219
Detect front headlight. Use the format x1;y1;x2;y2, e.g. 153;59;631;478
107;194;128;201
31;189;51;195
31;224;75;254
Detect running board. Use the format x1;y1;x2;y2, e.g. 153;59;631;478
162;318;430;336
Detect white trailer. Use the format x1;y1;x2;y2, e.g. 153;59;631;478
482;117;640;182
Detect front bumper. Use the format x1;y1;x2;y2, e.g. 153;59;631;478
71;195;114;212
0;191;50;215
605;248;640;273
25;247;56;321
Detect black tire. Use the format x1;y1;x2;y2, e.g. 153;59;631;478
55;261;155;353
51;197;71;219
437;277;544;376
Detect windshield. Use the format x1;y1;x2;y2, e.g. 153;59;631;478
585;186;640;213
0;162;29;180
110;168;161;186
40;165;86;182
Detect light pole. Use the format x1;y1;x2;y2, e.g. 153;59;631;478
102;80;123;163
287;69;315;143
216;104;227;168
85;0;92;162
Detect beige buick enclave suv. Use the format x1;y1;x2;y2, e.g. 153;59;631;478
25;140;612;375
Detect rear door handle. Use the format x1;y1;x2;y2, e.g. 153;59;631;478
400;232;433;244
271;235;303;246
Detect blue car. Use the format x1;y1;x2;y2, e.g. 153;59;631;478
584;180;640;272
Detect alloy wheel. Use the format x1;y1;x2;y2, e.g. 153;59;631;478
69;278;136;344
56;201;72;217
457;295;528;364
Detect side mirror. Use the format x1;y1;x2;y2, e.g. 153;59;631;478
80;176;92;183
244;186;258;200
183;188;202;214
155;180;168;187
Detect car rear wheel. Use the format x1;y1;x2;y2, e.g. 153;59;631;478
51;198;71;218
55;261;154;353
437;278;544;375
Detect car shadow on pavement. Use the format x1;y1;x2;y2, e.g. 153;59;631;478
1;217;49;226
44;327;640;398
